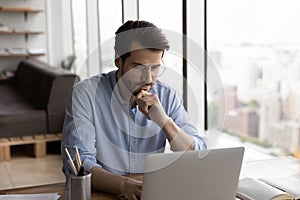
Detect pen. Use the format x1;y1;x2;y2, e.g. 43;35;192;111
118;194;127;200
77;159;85;176
64;147;77;176
67;160;78;176
74;146;81;171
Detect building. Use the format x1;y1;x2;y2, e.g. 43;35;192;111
225;107;259;137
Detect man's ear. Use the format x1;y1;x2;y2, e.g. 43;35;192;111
115;51;122;68
115;57;122;69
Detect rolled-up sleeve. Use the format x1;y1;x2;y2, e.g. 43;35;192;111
61;82;102;175
192;135;207;150
162;86;207;151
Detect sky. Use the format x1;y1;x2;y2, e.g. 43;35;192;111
208;0;300;45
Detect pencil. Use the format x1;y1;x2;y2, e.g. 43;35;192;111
77;159;85;176
68;160;78;176
64;147;77;175
74;146;81;171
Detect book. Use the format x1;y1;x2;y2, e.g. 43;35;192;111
27;48;46;55
0;23;10;32
260;177;300;199
237;177;300;200
0;48;9;55
0;193;60;200
6;47;27;55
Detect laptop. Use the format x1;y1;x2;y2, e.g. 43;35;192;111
141;147;244;200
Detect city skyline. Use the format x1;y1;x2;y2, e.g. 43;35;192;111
211;42;300;155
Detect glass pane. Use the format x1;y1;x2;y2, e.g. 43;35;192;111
208;0;300;157
98;0;123;73
139;0;183;97
71;0;87;78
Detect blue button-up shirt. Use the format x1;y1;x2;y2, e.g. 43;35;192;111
61;70;206;175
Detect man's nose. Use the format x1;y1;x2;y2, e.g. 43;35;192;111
141;67;153;83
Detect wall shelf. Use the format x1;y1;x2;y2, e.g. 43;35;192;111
0;31;44;35
0;2;47;65
0;54;45;58
0;7;43;13
0;0;47;71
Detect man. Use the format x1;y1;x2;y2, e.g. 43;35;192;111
62;20;206;200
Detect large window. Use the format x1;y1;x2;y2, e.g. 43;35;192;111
71;0;122;78
208;0;300;157
139;0;183;97
98;0;122;73
70;0;87;77
69;0;206;150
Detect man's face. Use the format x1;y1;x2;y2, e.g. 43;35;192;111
117;48;163;95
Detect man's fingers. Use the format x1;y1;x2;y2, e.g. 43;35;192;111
135;188;142;198
135;90;150;104
134;91;164;124
137;99;149;116
122;195;138;200
137;97;157;116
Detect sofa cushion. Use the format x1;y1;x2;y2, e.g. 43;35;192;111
14;60;53;109
14;59;77;110
13;59;79;133
0;81;47;137
0;59;78;138
47;75;78;133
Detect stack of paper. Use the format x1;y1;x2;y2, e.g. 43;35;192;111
0;48;9;55
6;48;27;55
0;193;60;200
0;23;10;32
27;48;46;55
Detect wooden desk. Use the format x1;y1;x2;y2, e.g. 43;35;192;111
0;182;118;200
0;174;143;200
1;158;299;199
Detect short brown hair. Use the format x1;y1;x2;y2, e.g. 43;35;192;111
114;20;170;63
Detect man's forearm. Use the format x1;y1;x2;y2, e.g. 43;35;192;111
90;166;126;193
89;166;142;198
163;117;194;151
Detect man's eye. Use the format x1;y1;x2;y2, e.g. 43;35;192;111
152;66;160;70
135;65;146;70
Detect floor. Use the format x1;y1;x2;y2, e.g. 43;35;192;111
0;144;65;190
0;133;277;190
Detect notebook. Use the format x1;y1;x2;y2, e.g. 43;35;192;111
141;147;245;200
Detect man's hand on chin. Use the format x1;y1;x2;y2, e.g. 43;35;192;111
131;90;168;128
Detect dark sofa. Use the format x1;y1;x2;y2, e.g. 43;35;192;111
0;59;79;138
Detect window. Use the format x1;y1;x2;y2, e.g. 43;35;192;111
69;0;206;131
98;0;122;73
70;0;122;78
208;0;300;157
139;0;184;98
70;0;87;77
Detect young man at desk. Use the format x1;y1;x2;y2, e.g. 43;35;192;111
61;20;206;200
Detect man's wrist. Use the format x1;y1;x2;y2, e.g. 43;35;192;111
163;117;178;132
118;178;125;194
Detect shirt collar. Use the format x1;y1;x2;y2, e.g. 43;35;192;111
109;70;128;106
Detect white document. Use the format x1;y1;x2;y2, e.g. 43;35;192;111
0;193;60;200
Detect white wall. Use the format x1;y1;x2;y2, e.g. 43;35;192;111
0;0;47;69
46;0;73;67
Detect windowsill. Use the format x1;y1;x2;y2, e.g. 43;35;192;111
212;132;275;162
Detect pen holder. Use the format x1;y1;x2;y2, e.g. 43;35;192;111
66;172;91;200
